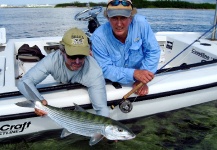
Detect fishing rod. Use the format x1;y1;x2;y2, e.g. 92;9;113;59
211;0;217;40
160;24;217;70
112;22;217;113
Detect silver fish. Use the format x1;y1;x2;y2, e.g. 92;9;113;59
15;83;136;146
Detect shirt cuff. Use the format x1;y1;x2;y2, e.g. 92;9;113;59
126;68;135;82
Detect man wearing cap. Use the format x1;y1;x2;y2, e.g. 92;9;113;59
18;28;109;117
91;0;160;96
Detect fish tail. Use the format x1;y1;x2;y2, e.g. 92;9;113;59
15;100;35;108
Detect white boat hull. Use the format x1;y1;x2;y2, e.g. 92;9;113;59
1;31;217;141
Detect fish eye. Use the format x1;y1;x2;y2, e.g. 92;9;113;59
118;128;123;132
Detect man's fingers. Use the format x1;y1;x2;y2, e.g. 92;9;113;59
41;100;48;106
135;84;149;96
144;73;154;82
35;108;47;116
134;70;154;83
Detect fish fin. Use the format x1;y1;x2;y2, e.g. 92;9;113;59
89;133;104;146
60;128;72;138
23;82;41;101
73;103;86;112
15;100;35;108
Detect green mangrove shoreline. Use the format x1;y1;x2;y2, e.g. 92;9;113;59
55;0;216;9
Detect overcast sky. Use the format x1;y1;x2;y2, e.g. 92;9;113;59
0;0;216;5
0;0;107;5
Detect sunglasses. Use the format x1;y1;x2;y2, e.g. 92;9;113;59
108;0;132;7
66;54;86;60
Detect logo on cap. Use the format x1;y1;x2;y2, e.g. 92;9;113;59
72;35;85;45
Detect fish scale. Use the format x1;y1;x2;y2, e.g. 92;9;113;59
41;104;106;136
46;105;109;125
47;108;104;128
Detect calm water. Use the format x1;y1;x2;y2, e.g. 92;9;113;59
0;8;215;41
0;7;217;150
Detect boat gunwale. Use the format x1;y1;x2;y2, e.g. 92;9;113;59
1;58;217;99
1;79;217;122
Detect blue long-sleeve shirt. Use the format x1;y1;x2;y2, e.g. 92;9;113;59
17;50;109;117
91;14;160;84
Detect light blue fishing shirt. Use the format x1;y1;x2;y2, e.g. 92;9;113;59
91;14;161;84
17;50;109;117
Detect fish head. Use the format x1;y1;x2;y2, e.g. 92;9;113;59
104;122;136;140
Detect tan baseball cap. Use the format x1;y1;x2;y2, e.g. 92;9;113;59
60;28;90;56
105;0;137;18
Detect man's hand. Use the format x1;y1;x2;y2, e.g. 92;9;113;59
133;81;149;96
133;70;154;84
35;99;48;116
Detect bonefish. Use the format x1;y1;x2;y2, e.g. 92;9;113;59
15;83;136;146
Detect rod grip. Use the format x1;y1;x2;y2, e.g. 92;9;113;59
123;82;144;100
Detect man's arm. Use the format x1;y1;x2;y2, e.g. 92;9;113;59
17;58;50;101
87;77;109;117
82;57;110;117
140;18;161;73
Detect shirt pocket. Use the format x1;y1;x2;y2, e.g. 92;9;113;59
109;51;122;66
129;39;143;57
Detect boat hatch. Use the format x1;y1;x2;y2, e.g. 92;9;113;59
0;28;6;44
0;57;5;87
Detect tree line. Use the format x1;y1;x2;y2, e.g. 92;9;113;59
55;0;216;9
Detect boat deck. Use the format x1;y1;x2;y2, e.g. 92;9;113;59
2;32;217;93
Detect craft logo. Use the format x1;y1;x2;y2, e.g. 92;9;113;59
0;121;31;136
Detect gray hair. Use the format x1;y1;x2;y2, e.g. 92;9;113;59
59;44;66;53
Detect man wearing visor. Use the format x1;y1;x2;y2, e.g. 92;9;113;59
91;0;160;96
18;28;109;117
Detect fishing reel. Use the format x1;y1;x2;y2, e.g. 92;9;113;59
119;99;133;113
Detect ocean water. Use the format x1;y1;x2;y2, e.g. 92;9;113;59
0;7;217;150
0;8;215;41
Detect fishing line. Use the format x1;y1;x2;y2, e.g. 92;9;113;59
147;22;217;86
160;23;217;70
130;23;217;104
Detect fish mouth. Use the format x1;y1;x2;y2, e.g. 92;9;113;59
128;135;136;139
121;134;136;140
